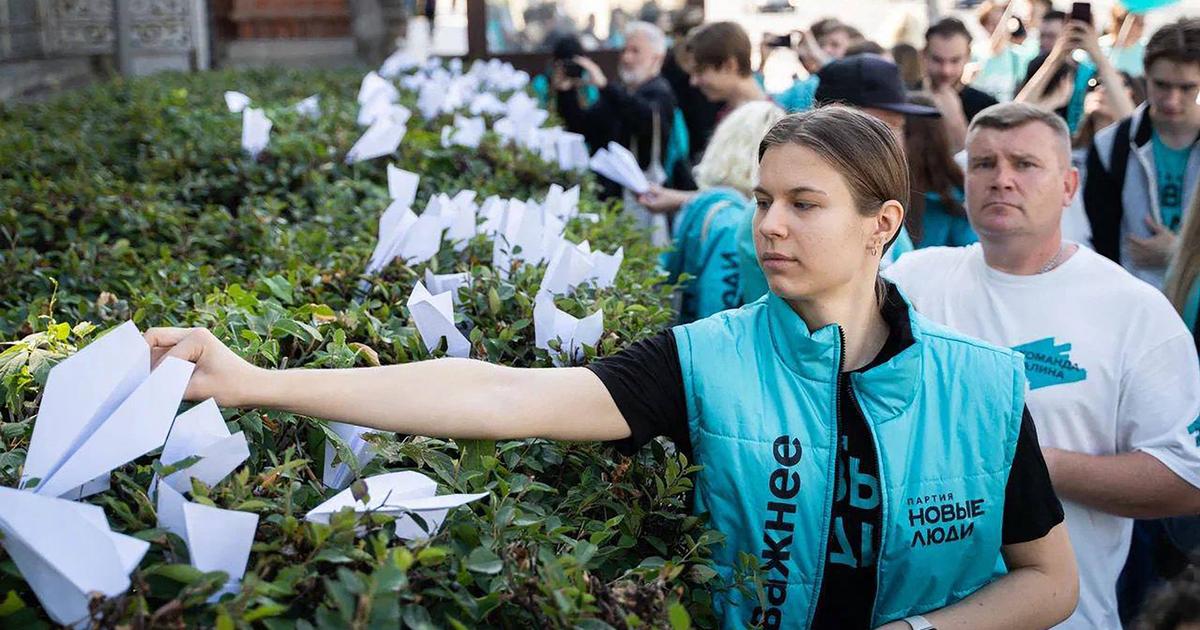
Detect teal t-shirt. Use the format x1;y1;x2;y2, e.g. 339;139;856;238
918;189;978;248
1183;278;1200;335
1152;131;1192;232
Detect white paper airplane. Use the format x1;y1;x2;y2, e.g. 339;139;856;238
305;471;487;540
224;91;250;113
156;484;258;602
323;422;382;490
387;164;419;208
294;94;321;119
0;487;149;626
407;281;470;358
21;321;194;499
533;293;604;367
589;142;650;194
241;108;272;159
155;399;250;496
424;269;470;305
346;119;406;164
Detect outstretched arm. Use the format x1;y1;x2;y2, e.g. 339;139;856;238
145;327;631;442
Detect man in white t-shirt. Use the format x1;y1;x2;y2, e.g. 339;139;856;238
886;102;1200;629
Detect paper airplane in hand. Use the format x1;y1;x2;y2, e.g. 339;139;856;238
294;95;321;119
534;293;604;366
155;399;250;496
346;119;406;164
407;281;470;358
156;483;258;602
589;142;650;194
21;321;194;499
241;108;272;159
305;471;487;540
224;91;250;113
0;487;149;626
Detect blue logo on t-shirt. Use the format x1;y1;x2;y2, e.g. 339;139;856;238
1012;337;1088;390
1188;417;1200;448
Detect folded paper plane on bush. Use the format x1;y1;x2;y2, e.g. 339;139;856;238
407;281;470;358
0;487;149;627
224;91;250;113
440;115;486;149
241;108;272;159
533;294;603;366
387;164;420;208
323;421;382;490
156;483;258;601
366;201;444;273
20;321;194;499
294;95;321;119
424;269;470;305
154;398;250;497
346;118;406;164
539;240;624;297
305;471;487;540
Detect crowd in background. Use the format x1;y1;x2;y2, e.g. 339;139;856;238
542;2;1200;629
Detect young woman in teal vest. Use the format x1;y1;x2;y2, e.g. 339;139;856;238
147;107;1078;629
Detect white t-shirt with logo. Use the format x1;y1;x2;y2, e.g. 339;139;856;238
885;243;1200;630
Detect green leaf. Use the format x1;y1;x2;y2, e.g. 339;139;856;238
147;563;206;583
668;601;692;630
0;591;25;616
465;547;503;574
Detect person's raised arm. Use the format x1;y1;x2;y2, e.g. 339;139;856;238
1071;20;1135;120
145;327;632;442
1015;32;1071;106
876;523;1078;630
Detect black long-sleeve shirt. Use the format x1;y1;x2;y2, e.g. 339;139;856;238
556;76;678;193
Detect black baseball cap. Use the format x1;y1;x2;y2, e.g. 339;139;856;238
815;54;940;117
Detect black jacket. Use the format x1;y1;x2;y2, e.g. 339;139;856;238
556;76;681;193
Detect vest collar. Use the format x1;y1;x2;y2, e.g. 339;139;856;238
764;283;925;423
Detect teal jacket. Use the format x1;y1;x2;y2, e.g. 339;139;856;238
917;189;978;249
737;209;915;303
662;187;752;323
674;290;1026;628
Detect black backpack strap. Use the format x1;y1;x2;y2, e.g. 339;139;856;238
1111;117;1133;203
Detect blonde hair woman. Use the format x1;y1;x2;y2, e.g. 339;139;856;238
1165;181;1200;348
639;100;785;322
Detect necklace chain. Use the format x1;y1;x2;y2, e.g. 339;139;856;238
1039;244;1068;274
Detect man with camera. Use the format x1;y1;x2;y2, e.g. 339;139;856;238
553;21;678;194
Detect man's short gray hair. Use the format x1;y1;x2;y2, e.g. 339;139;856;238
967;102;1072;162
625;21;667;55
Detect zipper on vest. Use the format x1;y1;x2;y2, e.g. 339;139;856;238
806;326;847;629
847;374;886;627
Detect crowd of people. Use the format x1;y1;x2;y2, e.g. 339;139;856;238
147;4;1200;629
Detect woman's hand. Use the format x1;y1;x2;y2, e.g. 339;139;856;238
1064;20;1103;62
144;327;264;407
637;185;693;214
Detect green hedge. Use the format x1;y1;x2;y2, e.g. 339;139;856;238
0;67;742;628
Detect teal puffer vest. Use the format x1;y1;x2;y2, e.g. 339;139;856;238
673;290;1026;629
